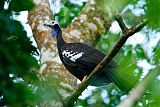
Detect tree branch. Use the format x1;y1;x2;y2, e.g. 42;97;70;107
117;65;160;107
115;15;128;34
65;18;148;107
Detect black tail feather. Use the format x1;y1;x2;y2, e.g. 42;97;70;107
103;65;138;93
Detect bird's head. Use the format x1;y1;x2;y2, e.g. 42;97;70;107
44;21;61;37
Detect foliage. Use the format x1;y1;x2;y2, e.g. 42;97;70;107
145;0;160;31
54;0;86;27
9;0;35;12
0;0;39;106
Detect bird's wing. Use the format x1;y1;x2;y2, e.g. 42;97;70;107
61;43;105;74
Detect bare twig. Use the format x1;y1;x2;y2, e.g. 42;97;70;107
117;65;160;107
65;18;148;107
115;15;128;34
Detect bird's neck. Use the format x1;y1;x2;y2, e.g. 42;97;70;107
56;30;65;52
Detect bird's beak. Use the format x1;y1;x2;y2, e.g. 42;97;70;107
44;23;52;28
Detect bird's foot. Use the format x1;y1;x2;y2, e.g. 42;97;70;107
82;75;88;83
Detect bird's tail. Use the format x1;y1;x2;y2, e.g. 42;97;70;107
103;62;139;93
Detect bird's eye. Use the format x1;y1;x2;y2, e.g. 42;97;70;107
52;21;55;24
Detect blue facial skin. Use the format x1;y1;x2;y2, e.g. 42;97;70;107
52;28;58;37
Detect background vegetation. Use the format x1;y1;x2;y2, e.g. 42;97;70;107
0;0;160;106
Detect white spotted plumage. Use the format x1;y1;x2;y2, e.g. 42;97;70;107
62;50;84;62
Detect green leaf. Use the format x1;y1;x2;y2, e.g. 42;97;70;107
9;0;35;12
145;0;160;30
123;10;143;27
95;0;131;17
153;40;160;64
135;44;148;60
54;1;85;27
0;0;5;11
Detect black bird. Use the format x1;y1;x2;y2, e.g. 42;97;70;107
44;22;137;92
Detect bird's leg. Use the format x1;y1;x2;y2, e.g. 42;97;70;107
82;75;88;82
